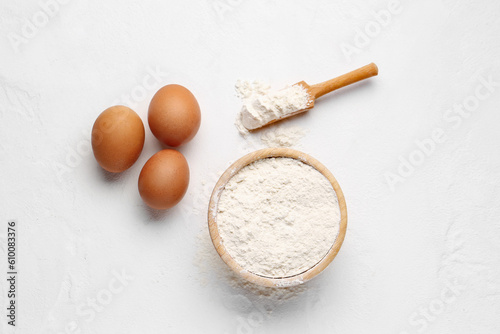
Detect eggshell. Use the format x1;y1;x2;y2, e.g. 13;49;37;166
91;106;145;173
138;149;190;210
148;84;201;147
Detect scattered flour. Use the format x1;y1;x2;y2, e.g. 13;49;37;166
235;80;312;132
194;228;307;302
216;157;341;278
260;126;306;148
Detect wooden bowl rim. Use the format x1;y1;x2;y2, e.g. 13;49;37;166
207;148;348;288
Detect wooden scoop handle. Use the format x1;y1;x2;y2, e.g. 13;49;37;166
309;63;378;99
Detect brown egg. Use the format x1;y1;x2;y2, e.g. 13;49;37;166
148;84;201;147
138;149;190;210
91;105;145;173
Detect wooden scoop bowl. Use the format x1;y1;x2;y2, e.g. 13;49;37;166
207;148;348;288
252;63;379;129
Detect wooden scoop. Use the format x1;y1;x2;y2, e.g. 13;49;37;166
242;63;378;130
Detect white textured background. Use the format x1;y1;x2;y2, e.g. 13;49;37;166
1;0;500;333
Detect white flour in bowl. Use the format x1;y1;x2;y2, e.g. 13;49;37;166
216;157;341;278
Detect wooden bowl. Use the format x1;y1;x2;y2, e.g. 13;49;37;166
208;148;348;288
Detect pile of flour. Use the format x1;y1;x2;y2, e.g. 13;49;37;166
235;80;311;133
216;157;341;278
